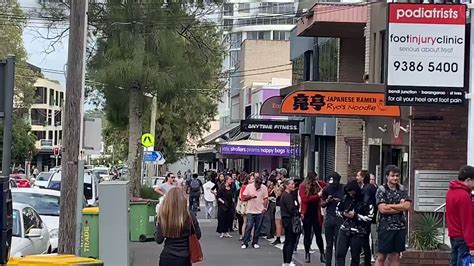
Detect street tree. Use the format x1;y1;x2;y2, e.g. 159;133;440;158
0;0;38;109
0;0;40;168
88;0;225;196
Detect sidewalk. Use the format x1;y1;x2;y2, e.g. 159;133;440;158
263;233;352;265
131;218;287;266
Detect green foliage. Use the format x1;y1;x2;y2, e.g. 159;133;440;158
0;0;39;109
12;117;37;165
140;186;161;201
87;0;225;164
411;212;442;251
0;116;37;166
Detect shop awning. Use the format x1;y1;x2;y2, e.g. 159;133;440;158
219;139;293;157
297;2;368;38
200;123;239;145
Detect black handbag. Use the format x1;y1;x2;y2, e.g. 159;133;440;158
292;214;302;234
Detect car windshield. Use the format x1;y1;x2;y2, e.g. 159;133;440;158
12;192;60;216
94;170;108;175
36;172;52;181
12;210;21;237
48;171;94;200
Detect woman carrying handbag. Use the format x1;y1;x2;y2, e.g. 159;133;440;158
155;188;203;266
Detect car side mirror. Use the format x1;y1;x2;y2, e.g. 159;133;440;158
26;228;42;238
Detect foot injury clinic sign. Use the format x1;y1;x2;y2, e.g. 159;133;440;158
386;3;466;106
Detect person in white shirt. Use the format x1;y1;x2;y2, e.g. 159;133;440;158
203;178;216;219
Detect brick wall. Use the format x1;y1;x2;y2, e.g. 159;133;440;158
401;250;451;266
335;118;364;183
409;105;467;226
345;137;363;180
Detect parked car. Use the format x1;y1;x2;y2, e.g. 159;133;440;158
9;178;17;188
92;167;111;181
32;172;54;188
11;188;60;252
11;202;51;257
47;170;99;206
10;174;30;188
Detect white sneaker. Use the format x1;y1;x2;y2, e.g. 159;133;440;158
225;233;232;238
282;264;289;266
253;244;260;249
289;262;296;266
241;244;247;249
219;233;224;238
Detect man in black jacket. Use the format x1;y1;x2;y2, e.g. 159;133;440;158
322;172;345;266
356;170;377;265
335;180;374;266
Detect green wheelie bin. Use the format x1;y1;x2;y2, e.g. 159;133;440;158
80;207;100;258
130;199;159;242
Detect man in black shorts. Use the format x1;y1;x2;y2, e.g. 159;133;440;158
375;165;411;266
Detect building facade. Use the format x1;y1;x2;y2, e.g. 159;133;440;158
217;0;297;127
29;77;64;171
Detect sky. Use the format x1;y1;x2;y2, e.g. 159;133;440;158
19;0;68;87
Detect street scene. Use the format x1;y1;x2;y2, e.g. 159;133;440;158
0;0;473;266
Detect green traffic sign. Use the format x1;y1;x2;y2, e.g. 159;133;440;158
141;133;154;147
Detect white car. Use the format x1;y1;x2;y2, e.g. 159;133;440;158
32;172;54;188
11;188;60;252
11;202;51;257
92;167;111;181
47;170;99;206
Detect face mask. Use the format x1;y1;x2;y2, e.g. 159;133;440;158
328;177;334;184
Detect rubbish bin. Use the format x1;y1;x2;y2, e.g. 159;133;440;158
8;254;103;265
130;199;159;242
80;207;100;258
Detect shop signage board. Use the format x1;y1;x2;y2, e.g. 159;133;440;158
240;119;300;134
386;3;466;106
280;91;400;117
260;96;284;116
220;145;295;157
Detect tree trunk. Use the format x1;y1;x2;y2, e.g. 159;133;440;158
128;85;143;197
58;0;87;254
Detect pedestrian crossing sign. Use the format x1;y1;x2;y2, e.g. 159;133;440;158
141;133;154;148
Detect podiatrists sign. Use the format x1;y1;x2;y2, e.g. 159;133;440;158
240;119;300;134
386;3;466;106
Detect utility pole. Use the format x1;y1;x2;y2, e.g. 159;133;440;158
59;0;88;254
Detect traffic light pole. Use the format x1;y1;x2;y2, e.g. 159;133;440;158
2;56;15;179
1;56;15;266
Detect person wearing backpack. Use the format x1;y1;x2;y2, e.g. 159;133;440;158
187;174;203;212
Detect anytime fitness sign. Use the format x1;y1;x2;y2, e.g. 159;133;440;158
386;3;466;106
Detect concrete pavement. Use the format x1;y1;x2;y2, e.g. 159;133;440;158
131;218;289;266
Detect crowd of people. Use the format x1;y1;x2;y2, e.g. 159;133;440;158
153;165;474;266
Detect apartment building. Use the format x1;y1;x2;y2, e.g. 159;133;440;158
217;0;297;127
29;77;64;171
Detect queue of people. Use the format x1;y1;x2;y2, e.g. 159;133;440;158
153;164;474;266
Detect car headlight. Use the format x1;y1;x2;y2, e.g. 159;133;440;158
49;229;58;239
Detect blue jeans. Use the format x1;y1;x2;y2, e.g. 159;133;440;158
243;213;264;246
450;238;469;266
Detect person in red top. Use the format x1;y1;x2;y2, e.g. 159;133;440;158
446;165;474;266
299;171;326;263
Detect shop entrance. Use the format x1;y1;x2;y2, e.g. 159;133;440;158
381;145;409;185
